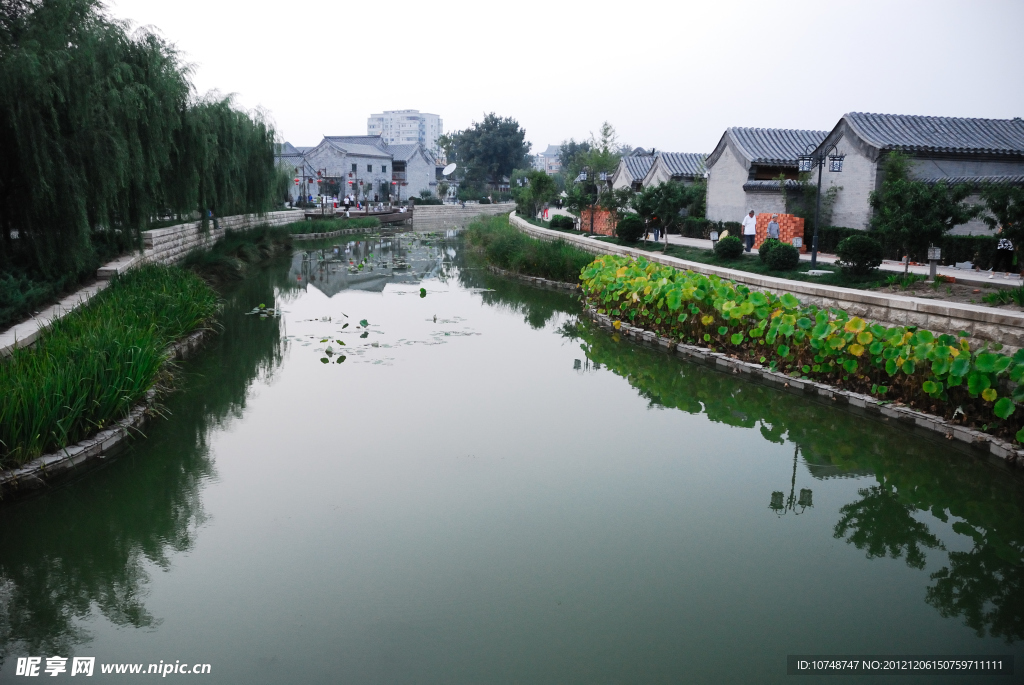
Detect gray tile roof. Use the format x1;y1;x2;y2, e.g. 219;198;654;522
541;144;561;157
324;140;391;159
623;155;655;179
844;113;1024;156
918;174;1024;187
742;179;805;193
388;143;435;164
727;127;828;166
325;135;388;150
659;152;708;178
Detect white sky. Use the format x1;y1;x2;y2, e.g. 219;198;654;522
107;0;1024;155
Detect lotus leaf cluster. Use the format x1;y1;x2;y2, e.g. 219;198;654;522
580;255;1024;443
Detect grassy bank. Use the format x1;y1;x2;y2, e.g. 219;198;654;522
465;214;593;284
182;224;293;285
285;217;380;235
0;265;219;468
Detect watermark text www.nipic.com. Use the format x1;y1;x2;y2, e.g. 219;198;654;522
15;657;212;677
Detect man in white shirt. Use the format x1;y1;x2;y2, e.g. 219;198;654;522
741;210;757;252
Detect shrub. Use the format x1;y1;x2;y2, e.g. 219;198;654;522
759;238;782;263
580;254;1024;444
550;215;575;230
714;235;744;260
766;243;800;271
836;234;884;275
615;215;645;244
479;198;492;204
815;226;862;254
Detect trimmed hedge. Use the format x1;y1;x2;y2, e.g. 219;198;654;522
714;235;744;260
550;215;576;230
616;215;644;244
759;238;782;264
836;234;884;275
581;254;1024;443
766;243;800;271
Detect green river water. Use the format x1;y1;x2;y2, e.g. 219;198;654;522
1;232;1023;683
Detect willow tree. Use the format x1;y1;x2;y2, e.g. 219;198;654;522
0;0;279;288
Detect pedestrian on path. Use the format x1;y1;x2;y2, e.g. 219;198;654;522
742;210;757;252
993;230;1015;276
767;214;780;240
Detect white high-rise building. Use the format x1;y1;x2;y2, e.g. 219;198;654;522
367;110;443;156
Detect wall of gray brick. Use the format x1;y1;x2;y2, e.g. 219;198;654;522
411;204;513;231
141;210;302;266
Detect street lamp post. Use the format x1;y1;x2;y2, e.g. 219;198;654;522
797;143;844;269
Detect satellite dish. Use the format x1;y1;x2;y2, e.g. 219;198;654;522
442;163;457;176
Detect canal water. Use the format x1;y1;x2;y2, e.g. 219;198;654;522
1;232;1023;684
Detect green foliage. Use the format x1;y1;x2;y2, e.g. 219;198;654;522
980;183;1024;247
759;238;782;263
836;234;884;275
870;152;981;269
557;138;592;172
982;286;1024;307
0;0;279;305
465;214;591;283
444;113;531;189
766;243;800;271
549;215;576;230
714;235;744;260
285;217;380;234
629;181;701;235
615;215;644;244
510;168;558;218
581;254;1024;441
0;265;218;466
181;224;291;282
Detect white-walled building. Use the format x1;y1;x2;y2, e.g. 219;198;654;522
810;112;1024;234
640;152;708;188
275;135;437;203
705;127;827;223
367;110;443;157
611;152;655;190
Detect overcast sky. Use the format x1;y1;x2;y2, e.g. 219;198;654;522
107;0;1024;155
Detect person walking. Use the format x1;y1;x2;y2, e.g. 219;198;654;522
742;210;757;252
767;214;780;240
993;229;1014;277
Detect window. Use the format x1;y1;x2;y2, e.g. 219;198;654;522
367;164;372;173
351;164;357;173
382;165;387;173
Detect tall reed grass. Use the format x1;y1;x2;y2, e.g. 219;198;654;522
464;214;593;284
0;265;218;468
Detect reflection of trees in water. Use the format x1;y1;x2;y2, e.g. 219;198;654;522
0;260;293;661
928;536;1024;643
456;251;580;330
834;480;945;570
571;316;1024;642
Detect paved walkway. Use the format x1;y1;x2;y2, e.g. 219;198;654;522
655;233;1024;289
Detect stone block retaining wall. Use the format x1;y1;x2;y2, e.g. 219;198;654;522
140;210;303;266
508;212;1024;350
410;203;513;231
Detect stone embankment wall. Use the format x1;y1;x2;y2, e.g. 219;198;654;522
411;203;513;231
140;210;302;266
508;212;1024;350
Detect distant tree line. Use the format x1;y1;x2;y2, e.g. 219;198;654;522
0;0;286;291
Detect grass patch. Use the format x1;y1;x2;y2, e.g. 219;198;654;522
182;224;293;284
466;214;593;283
285;217;381;235
0;265;219;468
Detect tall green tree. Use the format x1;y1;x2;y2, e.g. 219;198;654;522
980;183;1024;248
446;113;530;190
0;0;279;289
511;169;557;220
869;152;981;273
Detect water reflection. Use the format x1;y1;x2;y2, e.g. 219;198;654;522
289;231;458;297
570;315;1024;642
0;261;294;661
